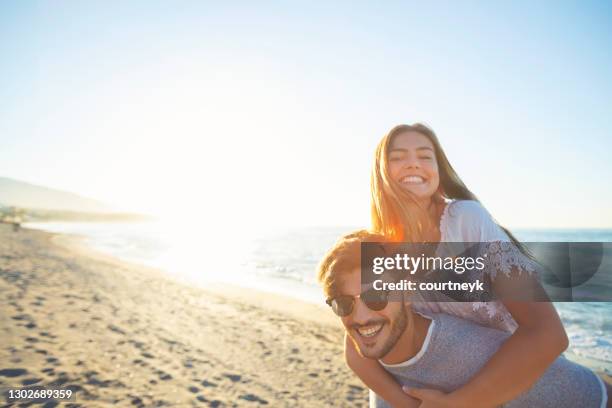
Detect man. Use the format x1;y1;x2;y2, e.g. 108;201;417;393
317;230;609;408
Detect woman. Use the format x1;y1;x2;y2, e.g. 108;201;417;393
348;123;578;407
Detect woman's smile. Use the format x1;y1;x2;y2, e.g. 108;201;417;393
387;131;440;201
400;175;426;185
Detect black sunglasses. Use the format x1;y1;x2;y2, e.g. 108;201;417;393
326;288;389;317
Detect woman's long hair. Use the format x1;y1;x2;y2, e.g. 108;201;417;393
371;123;523;248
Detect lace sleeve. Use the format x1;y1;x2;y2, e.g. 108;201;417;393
482;241;539;281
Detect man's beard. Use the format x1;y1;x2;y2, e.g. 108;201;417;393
376;304;408;359
352;305;408;359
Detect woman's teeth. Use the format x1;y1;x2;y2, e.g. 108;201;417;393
357;323;384;338
401;176;425;184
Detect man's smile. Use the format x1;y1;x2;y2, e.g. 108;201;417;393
354;322;385;339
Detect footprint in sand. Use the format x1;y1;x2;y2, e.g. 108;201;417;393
201;380;217;388
130;340;145;350
46;357;60;365
0;368;28;377
40;399;61;407
222;373;241;382
159;373;172;381
108;324;126;335
157;371;172;381
348;384;365;392
22;377;43;385
48;373;71;387
32;296;46;307
239;394;269;404
208;399;222;407
130;396;144;407
132;358;148;367
41;367;55;375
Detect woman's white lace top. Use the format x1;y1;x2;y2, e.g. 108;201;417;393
411;200;538;332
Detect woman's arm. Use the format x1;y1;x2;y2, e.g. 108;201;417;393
406;271;568;408
345;333;420;408
448;301;568;407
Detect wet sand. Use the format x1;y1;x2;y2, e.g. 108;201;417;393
0;224;367;407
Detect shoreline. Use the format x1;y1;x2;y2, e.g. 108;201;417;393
50;232;340;329
0;224;365;406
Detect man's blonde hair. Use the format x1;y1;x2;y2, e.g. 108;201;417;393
316;230;386;298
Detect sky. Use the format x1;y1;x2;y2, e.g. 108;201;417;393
1;1;611;229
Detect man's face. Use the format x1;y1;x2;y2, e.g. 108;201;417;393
336;270;408;359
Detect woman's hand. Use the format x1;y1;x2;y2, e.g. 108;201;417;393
403;387;494;408
402;387;455;408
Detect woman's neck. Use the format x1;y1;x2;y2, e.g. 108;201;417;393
419;198;443;242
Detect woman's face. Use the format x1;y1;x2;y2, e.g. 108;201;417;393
387;131;440;201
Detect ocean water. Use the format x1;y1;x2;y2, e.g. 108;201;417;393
25;221;612;374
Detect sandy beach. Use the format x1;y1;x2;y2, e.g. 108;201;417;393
0;224;367;407
2;224;610;407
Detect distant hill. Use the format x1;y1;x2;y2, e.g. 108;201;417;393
0;177;111;212
0;177;152;222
